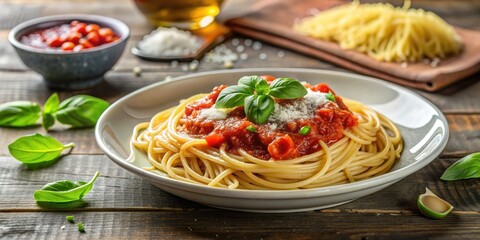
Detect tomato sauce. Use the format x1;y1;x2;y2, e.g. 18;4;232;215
20;20;120;52
182;83;358;160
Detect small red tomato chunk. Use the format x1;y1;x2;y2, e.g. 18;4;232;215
205;134;225;147
312;83;335;94
73;23;87;35
68;32;82;44
79;38;94;48
98;28;113;38
86;31;101;46
103;35;113;43
70;20;79;26
260;75;276;83
85;24;100;33
268;134;298;160
61;42;75;51
47;36;63;48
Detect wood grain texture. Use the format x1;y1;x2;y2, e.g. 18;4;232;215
1;211;480;240
0;155;479;212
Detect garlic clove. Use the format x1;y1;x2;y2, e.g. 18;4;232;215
417;187;454;219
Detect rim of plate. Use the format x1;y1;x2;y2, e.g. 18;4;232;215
95;68;449;199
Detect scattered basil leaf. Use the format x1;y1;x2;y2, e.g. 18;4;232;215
244;95;274;124
78;222;86;233
326;91;336;102
42;114;55;131
215;85;253;109
36;200;87;209
42;93;60;131
66;215;75;223
8;133;75;169
440;152;480;181
34;172;99;203
269;78;308;99
246;125;257;133
0;101;41;127
255;79;270;95
55;95;109;128
300;126;311;135
238;75;262;90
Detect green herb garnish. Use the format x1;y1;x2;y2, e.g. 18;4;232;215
299;126;311;135
34;172;99;203
246;125;257;133
1;94;109;130
66;215;75;223
325;91;336;102
42;93;60;131
77;222;85;233
440;152;480;181
215;76;307;124
8;133;75;169
55;95;109;128
0;101;41;127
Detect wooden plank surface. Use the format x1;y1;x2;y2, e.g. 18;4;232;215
1;0;480;239
1;155;479;211
1;211;479;240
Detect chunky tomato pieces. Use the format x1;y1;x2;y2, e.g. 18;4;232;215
20;20;120;52
182;83;358;160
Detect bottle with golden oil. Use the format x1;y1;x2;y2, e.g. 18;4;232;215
133;0;225;30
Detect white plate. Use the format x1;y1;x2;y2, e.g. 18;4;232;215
95;68;448;213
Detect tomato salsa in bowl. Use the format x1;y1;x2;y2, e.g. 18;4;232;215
8;14;129;90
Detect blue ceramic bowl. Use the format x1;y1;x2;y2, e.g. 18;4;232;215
8;14;130;90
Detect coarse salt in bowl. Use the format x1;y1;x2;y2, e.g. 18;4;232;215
138;27;202;57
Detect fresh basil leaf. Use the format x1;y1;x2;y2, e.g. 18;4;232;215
0;101;41;127
255;79;270;95
55;95;109;128
215;85;253;109
43;93;60;114
42;113;55;131
34;172;99;203
8;133;75;168
238;75;262;90
326;91;336;102
441;152;480;181
299;126;311;135
244;95;274;124
37;200;87;209
269;78;308;99
246;125;257;133
42;93;60;131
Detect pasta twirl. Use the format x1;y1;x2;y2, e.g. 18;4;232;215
131;80;403;190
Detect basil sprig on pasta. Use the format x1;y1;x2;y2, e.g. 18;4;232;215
215;76;307;124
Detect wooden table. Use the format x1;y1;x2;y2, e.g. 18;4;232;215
1;0;479;239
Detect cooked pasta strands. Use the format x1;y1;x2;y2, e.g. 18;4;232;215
131;94;402;190
293;0;462;62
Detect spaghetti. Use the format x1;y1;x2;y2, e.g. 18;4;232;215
293;0;462;62
131;78;403;190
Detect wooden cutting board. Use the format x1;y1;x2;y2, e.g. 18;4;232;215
225;0;480;91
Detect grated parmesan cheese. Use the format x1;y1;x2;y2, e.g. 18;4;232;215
268;90;328;128
199;107;228;120
138;27;201;57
